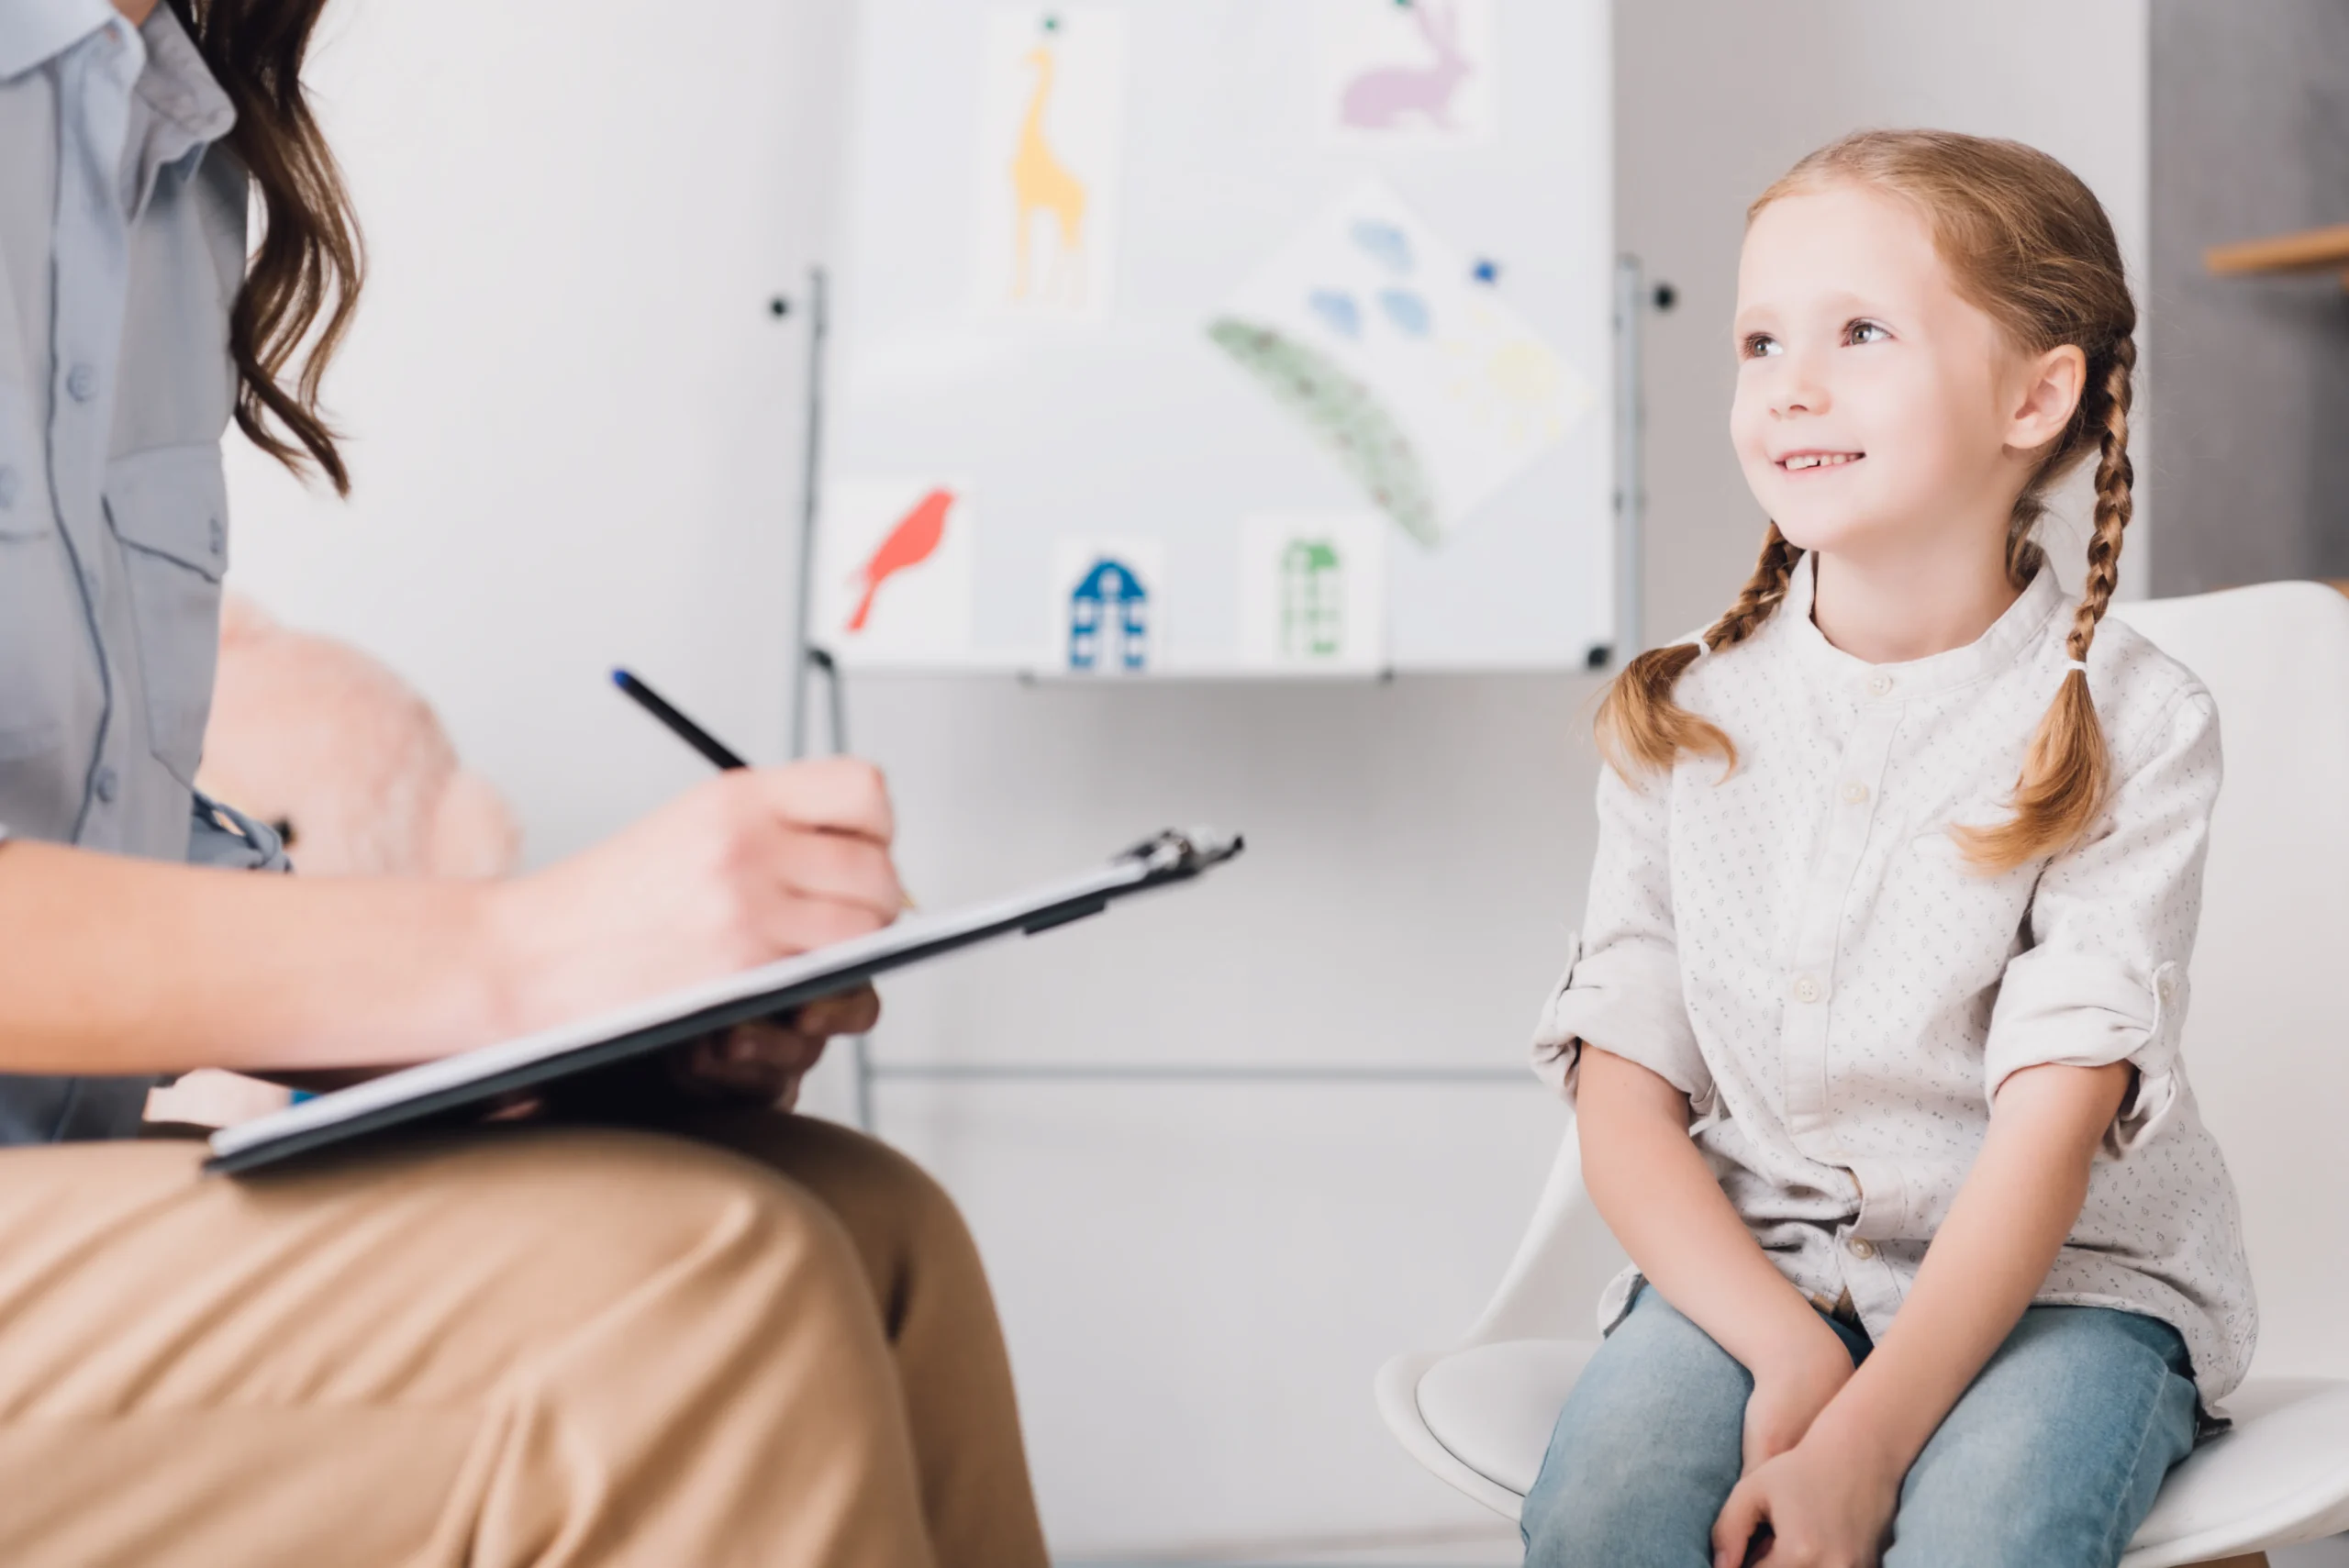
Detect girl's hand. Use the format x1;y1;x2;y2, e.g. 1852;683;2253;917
1711;1424;1902;1568
671;987;879;1110
488;760;904;1037
1742;1319;1859;1473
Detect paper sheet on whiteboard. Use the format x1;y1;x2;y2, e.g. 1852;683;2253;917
1208;180;1594;548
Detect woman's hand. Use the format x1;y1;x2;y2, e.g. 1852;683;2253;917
670;987;880;1110
488;759;904;1038
1711;1419;1903;1568
1741;1318;1858;1473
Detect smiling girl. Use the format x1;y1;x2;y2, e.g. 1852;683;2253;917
1516;130;2256;1567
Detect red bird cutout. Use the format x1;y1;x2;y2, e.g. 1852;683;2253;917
845;487;953;633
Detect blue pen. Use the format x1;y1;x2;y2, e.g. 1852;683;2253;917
611;668;748;771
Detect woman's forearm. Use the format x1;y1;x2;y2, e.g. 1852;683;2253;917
1807;1061;2132;1470
1578;1048;1841;1373
0;840;506;1076
0;762;907;1081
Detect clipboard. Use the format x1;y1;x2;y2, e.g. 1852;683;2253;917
206;828;1242;1174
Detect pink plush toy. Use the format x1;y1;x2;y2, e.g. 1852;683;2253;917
197;593;520;878
144;593;522;1128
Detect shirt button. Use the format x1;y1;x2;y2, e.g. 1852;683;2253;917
1849;1236;1877;1261
0;465;16;507
94;766;120;803
66;364;98;403
1865;672;1895;698
1792;973;1826;1004
1840;781;1870;805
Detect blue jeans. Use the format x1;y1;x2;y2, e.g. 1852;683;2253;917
1521;1285;2199;1567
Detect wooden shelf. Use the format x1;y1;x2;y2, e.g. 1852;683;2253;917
2206;222;2349;283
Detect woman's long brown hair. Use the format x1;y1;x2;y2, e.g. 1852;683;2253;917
1596;129;2139;873
166;0;362;494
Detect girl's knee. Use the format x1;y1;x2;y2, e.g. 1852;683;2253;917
1520;1291;1749;1568
1522;1475;1716;1568
1888;1310;2198;1568
1524;1392;1730;1567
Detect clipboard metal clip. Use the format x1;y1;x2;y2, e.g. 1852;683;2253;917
1022;828;1240;937
1120;828;1245;879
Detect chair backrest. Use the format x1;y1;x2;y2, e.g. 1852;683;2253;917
1473;585;2349;1375
2110;584;2349;1381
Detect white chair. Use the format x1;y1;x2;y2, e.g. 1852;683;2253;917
1378;582;2349;1567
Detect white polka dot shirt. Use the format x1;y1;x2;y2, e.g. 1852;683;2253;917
1534;553;2258;1404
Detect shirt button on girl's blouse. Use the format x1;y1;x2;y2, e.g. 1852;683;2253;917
1865;673;1895;697
1849;1237;1877;1260
1841;781;1870;805
1793;974;1825;1004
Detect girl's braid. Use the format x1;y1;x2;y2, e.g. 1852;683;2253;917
1595;523;1802;779
2066;337;2136;661
1703;524;1802;654
1956;334;2136;869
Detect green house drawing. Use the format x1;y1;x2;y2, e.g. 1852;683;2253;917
1280;539;1345;658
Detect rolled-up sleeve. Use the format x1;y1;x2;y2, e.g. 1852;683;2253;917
1984;688;2221;1158
1531;763;1711;1112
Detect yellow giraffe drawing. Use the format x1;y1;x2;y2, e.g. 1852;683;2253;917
1010;42;1088;305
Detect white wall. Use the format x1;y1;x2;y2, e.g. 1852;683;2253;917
224;0;853;858
224;1;2181;1558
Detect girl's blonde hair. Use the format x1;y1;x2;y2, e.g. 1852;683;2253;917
1597;128;2138;873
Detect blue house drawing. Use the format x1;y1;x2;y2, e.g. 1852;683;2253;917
1068;557;1150;673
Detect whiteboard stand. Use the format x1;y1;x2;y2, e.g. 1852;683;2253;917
782;266;832;762
1612;253;1648;667
772;264;881;1118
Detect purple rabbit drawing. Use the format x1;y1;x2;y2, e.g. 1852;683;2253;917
1340;0;1473;132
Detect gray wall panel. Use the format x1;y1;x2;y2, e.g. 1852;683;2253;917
2150;0;2349;592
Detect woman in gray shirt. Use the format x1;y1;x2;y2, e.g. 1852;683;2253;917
0;4;1047;1563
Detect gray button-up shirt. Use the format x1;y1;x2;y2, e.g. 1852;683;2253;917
2;0;288;1144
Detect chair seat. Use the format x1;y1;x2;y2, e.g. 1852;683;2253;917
1414;1339;2349;1562
2132;1377;2349;1564
1416;1337;1595;1496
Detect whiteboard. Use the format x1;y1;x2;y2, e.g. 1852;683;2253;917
820;0;1615;675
